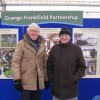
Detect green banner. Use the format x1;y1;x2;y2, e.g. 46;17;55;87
1;11;83;26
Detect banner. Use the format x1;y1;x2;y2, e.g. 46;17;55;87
1;11;83;26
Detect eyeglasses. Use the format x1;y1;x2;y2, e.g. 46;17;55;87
29;30;39;33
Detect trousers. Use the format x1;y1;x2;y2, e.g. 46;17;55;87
53;96;78;100
21;90;41;100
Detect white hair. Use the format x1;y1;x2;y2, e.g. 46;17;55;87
27;23;40;32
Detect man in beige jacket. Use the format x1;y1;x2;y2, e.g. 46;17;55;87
12;23;49;100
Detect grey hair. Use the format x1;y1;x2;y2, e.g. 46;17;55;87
27;23;40;32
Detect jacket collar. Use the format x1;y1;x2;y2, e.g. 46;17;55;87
24;34;46;55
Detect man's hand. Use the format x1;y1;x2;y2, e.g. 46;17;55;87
44;81;50;89
14;79;23;91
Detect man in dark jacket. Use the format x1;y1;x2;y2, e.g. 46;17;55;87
47;27;86;100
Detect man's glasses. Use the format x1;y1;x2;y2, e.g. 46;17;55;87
29;30;39;33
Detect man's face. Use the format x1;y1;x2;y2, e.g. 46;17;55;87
28;26;40;40
59;34;71;44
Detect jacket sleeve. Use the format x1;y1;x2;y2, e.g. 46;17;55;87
46;47;54;81
11;41;24;80
74;47;86;82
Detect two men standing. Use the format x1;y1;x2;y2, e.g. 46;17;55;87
12;23;86;100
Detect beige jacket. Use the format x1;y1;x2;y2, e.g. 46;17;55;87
12;35;47;90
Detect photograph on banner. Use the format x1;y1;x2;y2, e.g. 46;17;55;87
1;34;17;47
40;28;61;55
73;28;100;78
0;29;18;79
